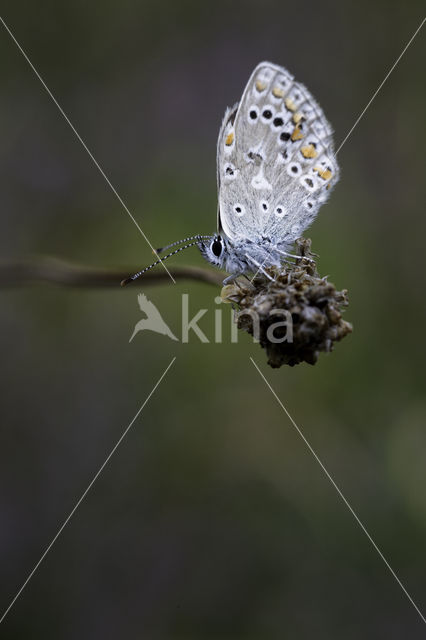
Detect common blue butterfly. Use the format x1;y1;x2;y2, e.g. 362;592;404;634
122;61;339;286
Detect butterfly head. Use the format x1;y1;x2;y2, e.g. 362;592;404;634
198;235;256;276
198;235;226;267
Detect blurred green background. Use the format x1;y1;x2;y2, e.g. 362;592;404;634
1;1;425;638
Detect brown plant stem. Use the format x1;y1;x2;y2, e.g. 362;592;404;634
0;256;223;288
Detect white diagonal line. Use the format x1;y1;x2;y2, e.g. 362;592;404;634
0;16;176;284
244;17;425;277
336;16;425;154
251;19;425;277
250;357;426;626
0;356;176;625
249;257;266;283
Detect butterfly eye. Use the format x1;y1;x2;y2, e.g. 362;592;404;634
211;238;223;257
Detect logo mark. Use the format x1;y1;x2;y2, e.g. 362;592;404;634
129;294;179;342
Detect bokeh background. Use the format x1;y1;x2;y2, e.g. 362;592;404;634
1;1;425;638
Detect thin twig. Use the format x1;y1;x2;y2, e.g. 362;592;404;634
0;256;223;288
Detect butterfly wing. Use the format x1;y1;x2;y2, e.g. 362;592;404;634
216;61;339;245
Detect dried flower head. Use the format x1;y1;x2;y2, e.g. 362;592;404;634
221;238;352;368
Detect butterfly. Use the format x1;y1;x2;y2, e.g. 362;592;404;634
122;61;339;286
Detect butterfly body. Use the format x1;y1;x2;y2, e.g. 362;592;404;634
198;235;284;279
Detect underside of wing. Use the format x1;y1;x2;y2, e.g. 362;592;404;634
216;61;339;244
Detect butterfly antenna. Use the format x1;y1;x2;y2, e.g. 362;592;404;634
155;234;211;254
121;239;203;286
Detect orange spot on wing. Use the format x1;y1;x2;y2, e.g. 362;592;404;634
301;144;318;159
255;80;267;92
285;98;296;112
291;125;304;142
293;112;304;124
225;132;234;146
272;86;285;98
314;166;332;180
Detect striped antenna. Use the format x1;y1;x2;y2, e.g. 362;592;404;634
121;239;205;286
155;234;211;254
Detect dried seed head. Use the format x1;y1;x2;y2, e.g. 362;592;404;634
221;238;352;368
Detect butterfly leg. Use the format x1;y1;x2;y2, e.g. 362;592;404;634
245;255;274;281
276;248;314;263
222;273;244;285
